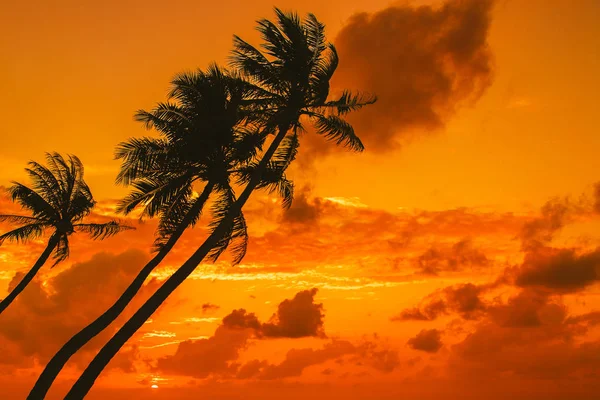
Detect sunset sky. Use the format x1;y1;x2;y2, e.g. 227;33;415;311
1;0;600;399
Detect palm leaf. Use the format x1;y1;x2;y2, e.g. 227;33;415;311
0;214;45;225
7;183;58;222
0;223;46;245
323;90;377;115
74;222;134;240
52;234;69;266
313;114;365;151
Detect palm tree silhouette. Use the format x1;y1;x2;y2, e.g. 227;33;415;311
0;153;130;315
63;9;375;398
28;65;291;399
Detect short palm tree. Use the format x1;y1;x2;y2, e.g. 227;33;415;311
0;153;130;315
64;9;375;398
29;65;291;399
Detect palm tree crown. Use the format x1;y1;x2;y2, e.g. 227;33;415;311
0;153;129;265
231;8;376;152
114;65;292;263
61;9;377;399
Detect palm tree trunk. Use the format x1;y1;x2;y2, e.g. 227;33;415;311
27;183;214;400
64;125;290;399
0;234;59;315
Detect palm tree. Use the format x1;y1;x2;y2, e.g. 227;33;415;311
28;65;289;399
0;153;130;315
63;9;375;398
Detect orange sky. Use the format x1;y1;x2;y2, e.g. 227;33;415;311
1;1;600;399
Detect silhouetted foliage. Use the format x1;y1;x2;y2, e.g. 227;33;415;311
0;153;131;315
29;66;287;399
54;8;375;399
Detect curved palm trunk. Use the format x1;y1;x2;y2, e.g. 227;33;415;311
64;126;290;399
27;183;214;400
0;235;59;315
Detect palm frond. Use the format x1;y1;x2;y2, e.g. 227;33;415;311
117;175;186;217
272;131;299;168
0;214;45;225
309;44;338;104
24;162;64;212
7;182;58;222
74;222;135;240
313;114;365;151
152;183;213;252
52;234;69;266
0;223;46;245
115;137;173;185
323;91;377;115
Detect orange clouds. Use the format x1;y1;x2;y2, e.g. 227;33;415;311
157;289;326;379
416;239;490;275
393;282;487;322
0;250;158;370
261;288;325;338
514;247;600;293
407;328;443;353
332;0;494;151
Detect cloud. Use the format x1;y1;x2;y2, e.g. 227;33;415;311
486;290;567;328
449;288;600;380
251;340;356;380
407;329;443;353
157;289;325;379
416;239;490;275
237;338;400;380
514;247;600;293
261;288;325;338
156;324;253;379
222;309;262;331
518;197;574;251
0;249;158;370
392;282;487;321
281;188;324;225
328;0;494;152
201;303;220;314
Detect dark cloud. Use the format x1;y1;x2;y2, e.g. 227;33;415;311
392;283;487;321
449;288;600;380
222;309;262;331
0;249;158;369
281;187;324;225
215;290;325;339
487;290;567;328
514;247;600;293
157;325;253;378
201;302;220;314
353;339;401;373
261;288;325;338
253;340;356;380
519;198;574;251
407;329;443;353
329;0;494;152
393;299;447;321
237;338;400;380
416;239;490;275
157;289;325;379
157;291;398;380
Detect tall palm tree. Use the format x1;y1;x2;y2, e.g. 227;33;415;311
28;65;290;399
0;153;130;315
63;9;375;398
